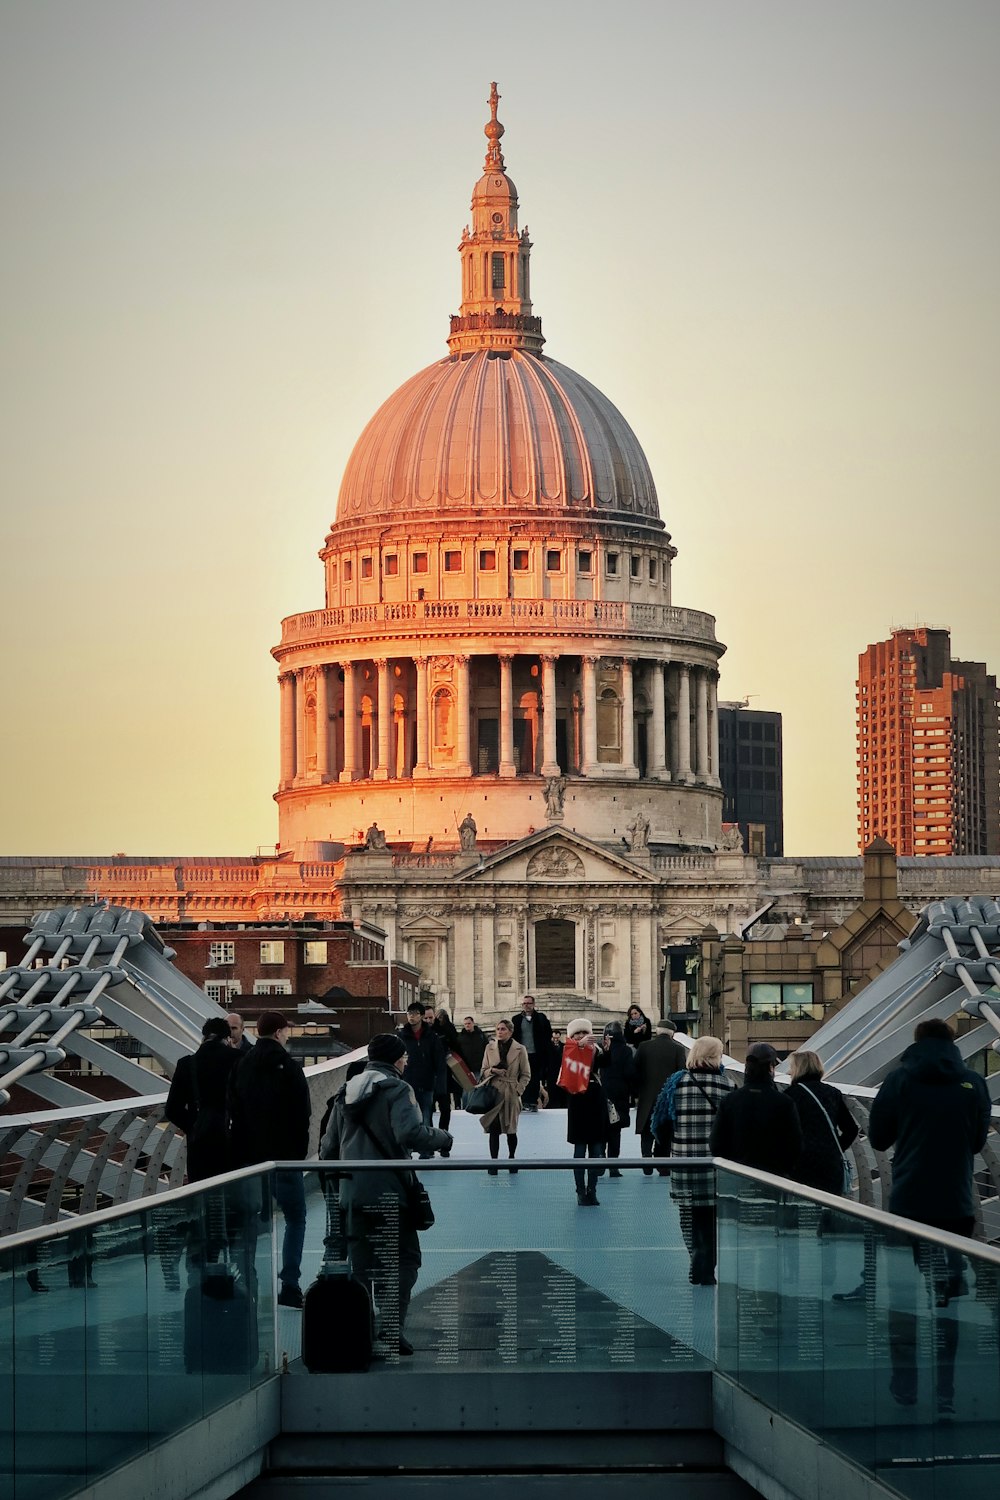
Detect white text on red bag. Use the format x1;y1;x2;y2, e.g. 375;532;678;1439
557;1039;594;1095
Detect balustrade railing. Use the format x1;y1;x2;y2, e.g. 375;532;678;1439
279;598;718;646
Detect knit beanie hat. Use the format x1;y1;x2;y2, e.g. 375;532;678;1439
368;1033;407;1066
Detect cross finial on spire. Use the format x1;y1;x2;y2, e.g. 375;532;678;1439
484;80;505;170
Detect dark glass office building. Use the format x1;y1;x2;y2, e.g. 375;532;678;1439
718;702;784;856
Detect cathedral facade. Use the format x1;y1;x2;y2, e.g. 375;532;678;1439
271;86;745;1022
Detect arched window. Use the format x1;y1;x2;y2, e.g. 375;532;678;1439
496;940;511;980
600;942;616;980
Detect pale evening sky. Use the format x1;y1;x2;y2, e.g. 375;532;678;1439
1;1;998;857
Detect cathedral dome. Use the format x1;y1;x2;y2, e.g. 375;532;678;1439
335;348;660;524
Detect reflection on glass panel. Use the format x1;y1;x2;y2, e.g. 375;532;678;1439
717;1167;1000;1500
0;1255;11;1500
282;1165;713;1375
5;1172;276;1500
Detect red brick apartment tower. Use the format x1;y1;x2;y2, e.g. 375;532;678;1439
857;628;1000;855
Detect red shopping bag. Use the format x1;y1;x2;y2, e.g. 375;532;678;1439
556;1039;594;1095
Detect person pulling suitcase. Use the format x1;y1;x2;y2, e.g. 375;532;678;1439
317;1033;451;1362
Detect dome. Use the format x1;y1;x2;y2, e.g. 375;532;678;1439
335;348;661;524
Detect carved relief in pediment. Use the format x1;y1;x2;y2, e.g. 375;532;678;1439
526;846;585;879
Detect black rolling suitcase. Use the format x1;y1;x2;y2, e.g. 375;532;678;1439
302;1262;374;1372
184;1259;258;1374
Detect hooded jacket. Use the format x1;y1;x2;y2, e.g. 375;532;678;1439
868;1036;991;1222
319;1062;450;1211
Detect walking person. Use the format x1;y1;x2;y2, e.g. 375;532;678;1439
600;1023;636;1177
710;1043;803;1176
320;1033;451;1358
427;1005;460;1144
634;1022;687;1174
786;1051;859;1194
396;1002;448;1155
623;1005;653;1049
165;1017;239;1182
563;1018;609;1206
512;994;553;1112
661;1036;735;1285
478;1018;530;1175
454;1015;487;1094
227;1011;311;1309
869;1018;991;1413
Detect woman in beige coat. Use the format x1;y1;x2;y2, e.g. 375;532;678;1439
479;1018;531;1175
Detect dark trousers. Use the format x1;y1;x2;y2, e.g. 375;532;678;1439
640;1128;670;1175
523;1053;544;1108
347;1194;422;1345
888;1215;972;1405
573;1141;606;1194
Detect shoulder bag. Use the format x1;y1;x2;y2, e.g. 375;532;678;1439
465;1081;500;1115
354;1114;435;1231
799;1085;855;1196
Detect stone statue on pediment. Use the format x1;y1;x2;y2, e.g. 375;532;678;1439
626;810;650;853
543;775;566;819
721;824;744;852
363;822;387;851
458;813;477;851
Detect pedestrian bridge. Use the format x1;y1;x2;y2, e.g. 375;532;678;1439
3;1109;999;1500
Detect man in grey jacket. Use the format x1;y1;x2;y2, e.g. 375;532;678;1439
320;1033;451;1357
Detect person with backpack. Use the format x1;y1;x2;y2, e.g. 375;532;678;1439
320;1033;451;1358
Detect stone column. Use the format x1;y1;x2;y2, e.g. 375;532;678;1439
315;665;330;780
695;669;709;780
621;658;637;777
677;664;693;782
649;661;667;778
499;654;516;778
339;661;357;782
708;672;721;786
279;673;296;788
540;653;560;777
414;657;429;778
374;658;391;780
294;668;307;782
582;655;599;774
456;654;472;776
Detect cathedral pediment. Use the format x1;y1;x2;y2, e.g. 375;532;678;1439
456;826;657;886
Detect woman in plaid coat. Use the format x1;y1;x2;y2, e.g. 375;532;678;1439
665;1035;735;1285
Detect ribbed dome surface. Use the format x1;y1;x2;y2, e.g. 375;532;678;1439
335;349;660;523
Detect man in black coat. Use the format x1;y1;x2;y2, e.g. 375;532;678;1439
512;994;553;1111
634;1022;687;1173
228;1010;312;1308
710;1043;803;1176
396;1002;447;1155
869;1018;991;1411
165;1017;239;1182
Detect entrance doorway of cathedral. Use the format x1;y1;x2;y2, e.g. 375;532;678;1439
534;919;576;988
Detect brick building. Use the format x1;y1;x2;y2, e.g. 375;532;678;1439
857;627;1000;856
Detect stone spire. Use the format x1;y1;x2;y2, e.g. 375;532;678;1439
447;83;544;356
